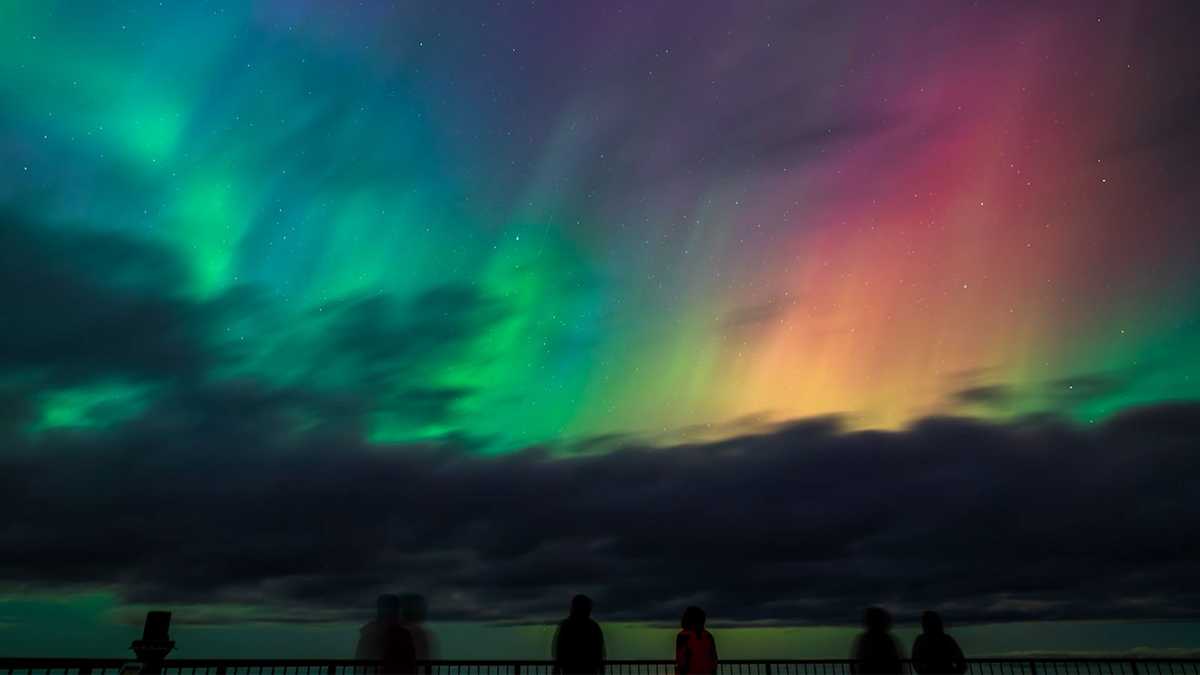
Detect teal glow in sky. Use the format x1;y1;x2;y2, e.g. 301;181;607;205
2;0;1200;659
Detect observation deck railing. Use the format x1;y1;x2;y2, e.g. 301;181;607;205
2;658;1198;675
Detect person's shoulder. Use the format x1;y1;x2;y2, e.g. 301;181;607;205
676;632;689;648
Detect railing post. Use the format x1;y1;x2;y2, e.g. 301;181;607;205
217;666;227;675
514;665;521;675
326;664;336;675
1129;661;1139;675
1030;661;1037;675
765;664;772;675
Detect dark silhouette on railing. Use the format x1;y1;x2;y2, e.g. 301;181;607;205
356;595;416;674
2;610;1199;675
4;658;1200;675
401;594;436;663
676;606;719;675
851;607;903;675
552;595;605;675
911;611;967;675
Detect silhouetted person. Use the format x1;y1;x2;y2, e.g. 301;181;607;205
553;594;606;675
851;607;902;675
911;611;967;675
357;594;417;674
400;593;437;663
675;606;718;675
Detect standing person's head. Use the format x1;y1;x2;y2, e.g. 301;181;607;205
920;611;944;634
681;606;706;633
377;594;401;623
863;607;892;633
570;594;593;618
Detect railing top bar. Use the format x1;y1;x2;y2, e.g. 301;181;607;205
0;658;130;666
2;656;1200;666
152;659;383;666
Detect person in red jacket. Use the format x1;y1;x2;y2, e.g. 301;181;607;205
675;606;718;675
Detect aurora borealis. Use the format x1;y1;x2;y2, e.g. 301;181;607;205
3;0;1200;659
5;0;1199;447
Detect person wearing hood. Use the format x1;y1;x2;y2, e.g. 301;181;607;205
552;594;606;675
911;611;967;674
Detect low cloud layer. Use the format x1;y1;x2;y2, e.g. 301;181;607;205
3;400;1198;626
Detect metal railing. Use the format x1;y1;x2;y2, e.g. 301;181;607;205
1;659;1198;675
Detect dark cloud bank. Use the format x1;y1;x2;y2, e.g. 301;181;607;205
2;207;1199;627
3;401;1199;627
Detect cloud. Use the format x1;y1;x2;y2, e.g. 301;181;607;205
953;385;1015;409
1045;373;1132;408
1;395;1198;627
1;210;1199;630
0;207;211;383
953;367;1161;416
0;206;507;441
719;296;808;334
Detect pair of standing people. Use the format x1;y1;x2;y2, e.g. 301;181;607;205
355;594;436;674
851;608;967;675
552;596;718;675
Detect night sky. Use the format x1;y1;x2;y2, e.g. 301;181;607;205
2;0;1200;659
